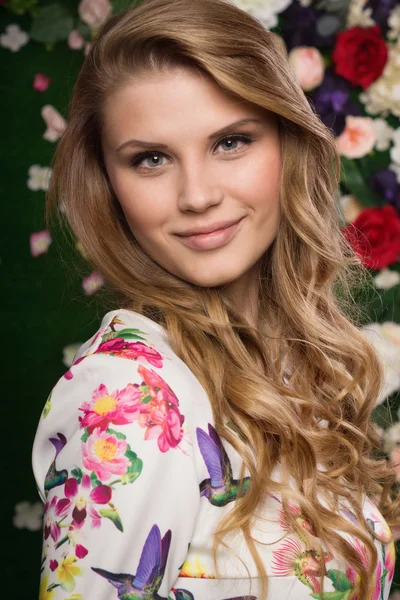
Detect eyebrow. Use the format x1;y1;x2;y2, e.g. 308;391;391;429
116;118;263;153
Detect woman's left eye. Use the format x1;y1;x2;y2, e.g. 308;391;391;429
129;133;254;171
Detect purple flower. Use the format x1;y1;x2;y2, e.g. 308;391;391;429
370;169;400;214
365;0;398;37
309;69;362;136
279;3;336;51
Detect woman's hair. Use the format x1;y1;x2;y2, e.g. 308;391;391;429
46;0;400;597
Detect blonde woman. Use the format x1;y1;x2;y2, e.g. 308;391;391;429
32;0;400;599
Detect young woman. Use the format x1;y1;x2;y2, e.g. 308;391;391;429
32;0;400;598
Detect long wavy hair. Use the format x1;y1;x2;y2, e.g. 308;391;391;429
46;0;400;597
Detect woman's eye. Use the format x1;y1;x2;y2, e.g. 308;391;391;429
130;133;254;171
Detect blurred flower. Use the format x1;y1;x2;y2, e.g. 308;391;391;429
62;343;82;368
387;5;400;40
390;445;400;480
13;501;43;530
373;268;400;289
84;42;92;56
336;115;376;158
372;118;394;151
383;421;400;453
30;231;52;257
288;46;324;91
338;194;364;223
359;40;400;117
346;0;375;28
369;168;400;212
75;240;89;260
0;24;29;52
82;272;104;295
342;204;400;269
390;127;400;184
310;68;361;136
78;0;112;29
365;0;398;37
332;25;388;89
27;165;52;191
33;73;51;92
230;0;292;29
41;105;67;143
68;30;85;50
361;321;400;404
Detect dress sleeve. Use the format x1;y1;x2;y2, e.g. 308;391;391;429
32;343;201;600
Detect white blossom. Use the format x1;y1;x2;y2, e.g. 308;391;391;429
0;24;29;52
388;5;400;41
372;118;394;151
360;322;400;405
63;343;82;367
228;0;292;29
13;501;43;531
360;41;400;117
346;0;375;28
27;165;52;191
373;268;400;290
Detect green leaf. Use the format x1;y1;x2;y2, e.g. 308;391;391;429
310;591;351;600
326;569;353;591
81;430;89;443
340;157;381;208
42;391;53;419
6;0;38;15
30;3;74;44
107;428;127;440
141;394;153;404
117;328;147;341
71;467;83;483
99;504;123;531
122;456;143;484
125;449;138;461
90;471;103;488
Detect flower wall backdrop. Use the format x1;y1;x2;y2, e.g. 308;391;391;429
2;0;400;598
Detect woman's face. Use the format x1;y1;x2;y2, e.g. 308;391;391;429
101;68;281;291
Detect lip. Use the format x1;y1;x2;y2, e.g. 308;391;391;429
177;218;242;236
176;217;245;250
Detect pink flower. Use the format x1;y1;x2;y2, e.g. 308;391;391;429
81;428;130;481
78;0;112;28
43;495;71;542
84;42;92;56
96;338;163;368
33;73;51;92
63;356;85;380
41;105;67;142
288;47;325;91
68;29;85;50
390;445;400;481
336;116;377;159
64;474;112;527
30;230;52;257
82;272;104;295
136;364;185;451
79;382;148;434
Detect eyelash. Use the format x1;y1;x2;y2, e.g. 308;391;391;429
129;133;255;171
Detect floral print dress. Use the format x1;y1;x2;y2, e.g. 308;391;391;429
32;309;396;600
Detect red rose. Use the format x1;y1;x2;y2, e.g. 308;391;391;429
342;205;400;270
332;25;388;89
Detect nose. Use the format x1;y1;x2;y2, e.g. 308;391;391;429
177;159;223;212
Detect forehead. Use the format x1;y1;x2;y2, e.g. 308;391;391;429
101;68;273;143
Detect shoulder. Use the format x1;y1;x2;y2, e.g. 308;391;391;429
32;308;213;493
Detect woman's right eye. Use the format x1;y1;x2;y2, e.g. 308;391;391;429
130;151;166;170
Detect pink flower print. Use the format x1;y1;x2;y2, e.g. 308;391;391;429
138;364;180;407
134;365;185;451
271;537;332;592
345;538;380;600
81;428;130;481
96;338;163;368
43;495;71;542
141;398;184;452
33;73;51;92
277;501;317;540
64;474;112;527
79;382;148;434
63;356;85;380
384;539;396;587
